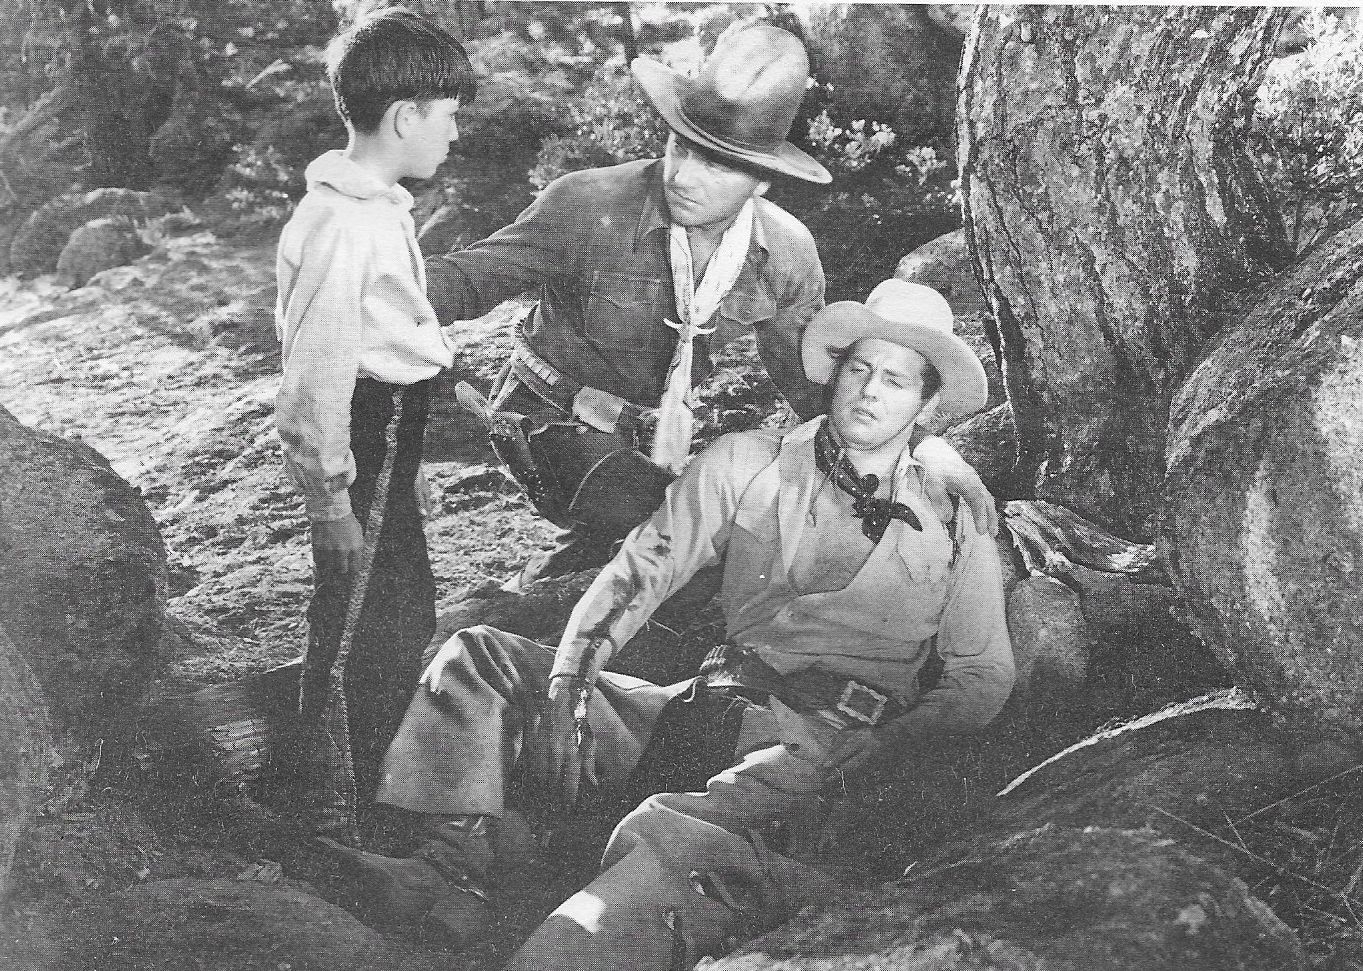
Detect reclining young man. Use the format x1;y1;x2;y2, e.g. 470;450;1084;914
328;278;1015;969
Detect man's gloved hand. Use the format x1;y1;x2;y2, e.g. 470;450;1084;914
912;435;998;536
312;512;364;578
528;675;597;813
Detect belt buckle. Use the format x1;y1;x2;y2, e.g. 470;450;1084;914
836;680;888;726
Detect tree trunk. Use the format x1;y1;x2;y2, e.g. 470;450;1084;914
959;7;1291;538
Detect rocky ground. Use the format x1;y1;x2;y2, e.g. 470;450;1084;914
0;222;580;969
3;202;1360;971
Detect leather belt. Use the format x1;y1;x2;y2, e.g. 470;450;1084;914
511;335;656;438
699;645;905;728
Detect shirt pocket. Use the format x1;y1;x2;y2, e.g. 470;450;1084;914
584;271;671;347
712;288;777;348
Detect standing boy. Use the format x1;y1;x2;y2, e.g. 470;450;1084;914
274;8;475;841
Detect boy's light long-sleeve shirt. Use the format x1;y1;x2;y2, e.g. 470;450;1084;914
275;150;454;521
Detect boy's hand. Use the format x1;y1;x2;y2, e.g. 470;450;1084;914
312;513;364;578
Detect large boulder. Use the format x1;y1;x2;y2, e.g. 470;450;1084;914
730;700;1345;971
896;228;988;321
1164;216;1363;741
9;187;178;278
1004;575;1090;712
942;402;1016;495
714;824;1305;970
0;623;53;906
56;879;450;971
796;4;964;144
55;217;152;289
0;405;168;742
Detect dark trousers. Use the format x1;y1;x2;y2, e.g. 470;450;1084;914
300;377;436;805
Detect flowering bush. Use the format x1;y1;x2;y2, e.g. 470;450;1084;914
1254;11;1363;251
805;111;898;175
221;144;296;227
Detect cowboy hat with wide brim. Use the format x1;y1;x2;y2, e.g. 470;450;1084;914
632;25;832;185
802;279;989;418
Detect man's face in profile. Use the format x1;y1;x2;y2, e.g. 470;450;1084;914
662;134;764;232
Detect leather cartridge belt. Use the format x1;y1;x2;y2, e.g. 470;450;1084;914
699;644;905;728
510;334;656;438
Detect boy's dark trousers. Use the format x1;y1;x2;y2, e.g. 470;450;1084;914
298;376;435;829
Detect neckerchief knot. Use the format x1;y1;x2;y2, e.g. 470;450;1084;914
814;421;922;543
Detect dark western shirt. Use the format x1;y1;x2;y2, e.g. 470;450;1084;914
424;158;827;419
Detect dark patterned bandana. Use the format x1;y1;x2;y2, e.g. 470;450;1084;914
814;421;922;543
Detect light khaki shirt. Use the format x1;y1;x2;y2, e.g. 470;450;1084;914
553;417;1016;743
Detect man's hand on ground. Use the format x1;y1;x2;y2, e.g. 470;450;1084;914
913;435;998;536
528;679;594;813
821;726;892;779
312;513;364;578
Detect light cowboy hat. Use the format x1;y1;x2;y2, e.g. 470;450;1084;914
631;24;832;185
802;279;989;417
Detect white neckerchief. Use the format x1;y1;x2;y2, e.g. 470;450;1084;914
650;198;755;474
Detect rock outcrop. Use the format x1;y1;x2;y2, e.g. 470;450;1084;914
9;187;177;278
55;216;152;289
0;623;53;906
796;4;964;144
714;825;1305;971
1165;217;1363;741
57;879;451;971
0;404;168;741
896;228;988;321
720;701;1326;971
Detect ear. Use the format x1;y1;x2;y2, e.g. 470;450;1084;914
388;100;419;139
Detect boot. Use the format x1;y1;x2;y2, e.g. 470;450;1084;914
316;833;494;943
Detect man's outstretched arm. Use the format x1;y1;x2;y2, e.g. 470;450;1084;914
531;436;757;809
423;178;578;325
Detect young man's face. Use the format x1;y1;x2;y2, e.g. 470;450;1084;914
400;97;461;180
829;338;936;454
662;134;765;232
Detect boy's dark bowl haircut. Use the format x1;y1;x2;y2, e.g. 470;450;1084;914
327;7;476;134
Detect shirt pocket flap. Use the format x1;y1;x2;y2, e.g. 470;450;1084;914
586;271;669;341
720;288;776;328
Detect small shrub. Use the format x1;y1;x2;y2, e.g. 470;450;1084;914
219;144;298;229
528;66;668;190
1254;10;1363;252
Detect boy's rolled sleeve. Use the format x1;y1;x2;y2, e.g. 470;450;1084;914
276;215;367;521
